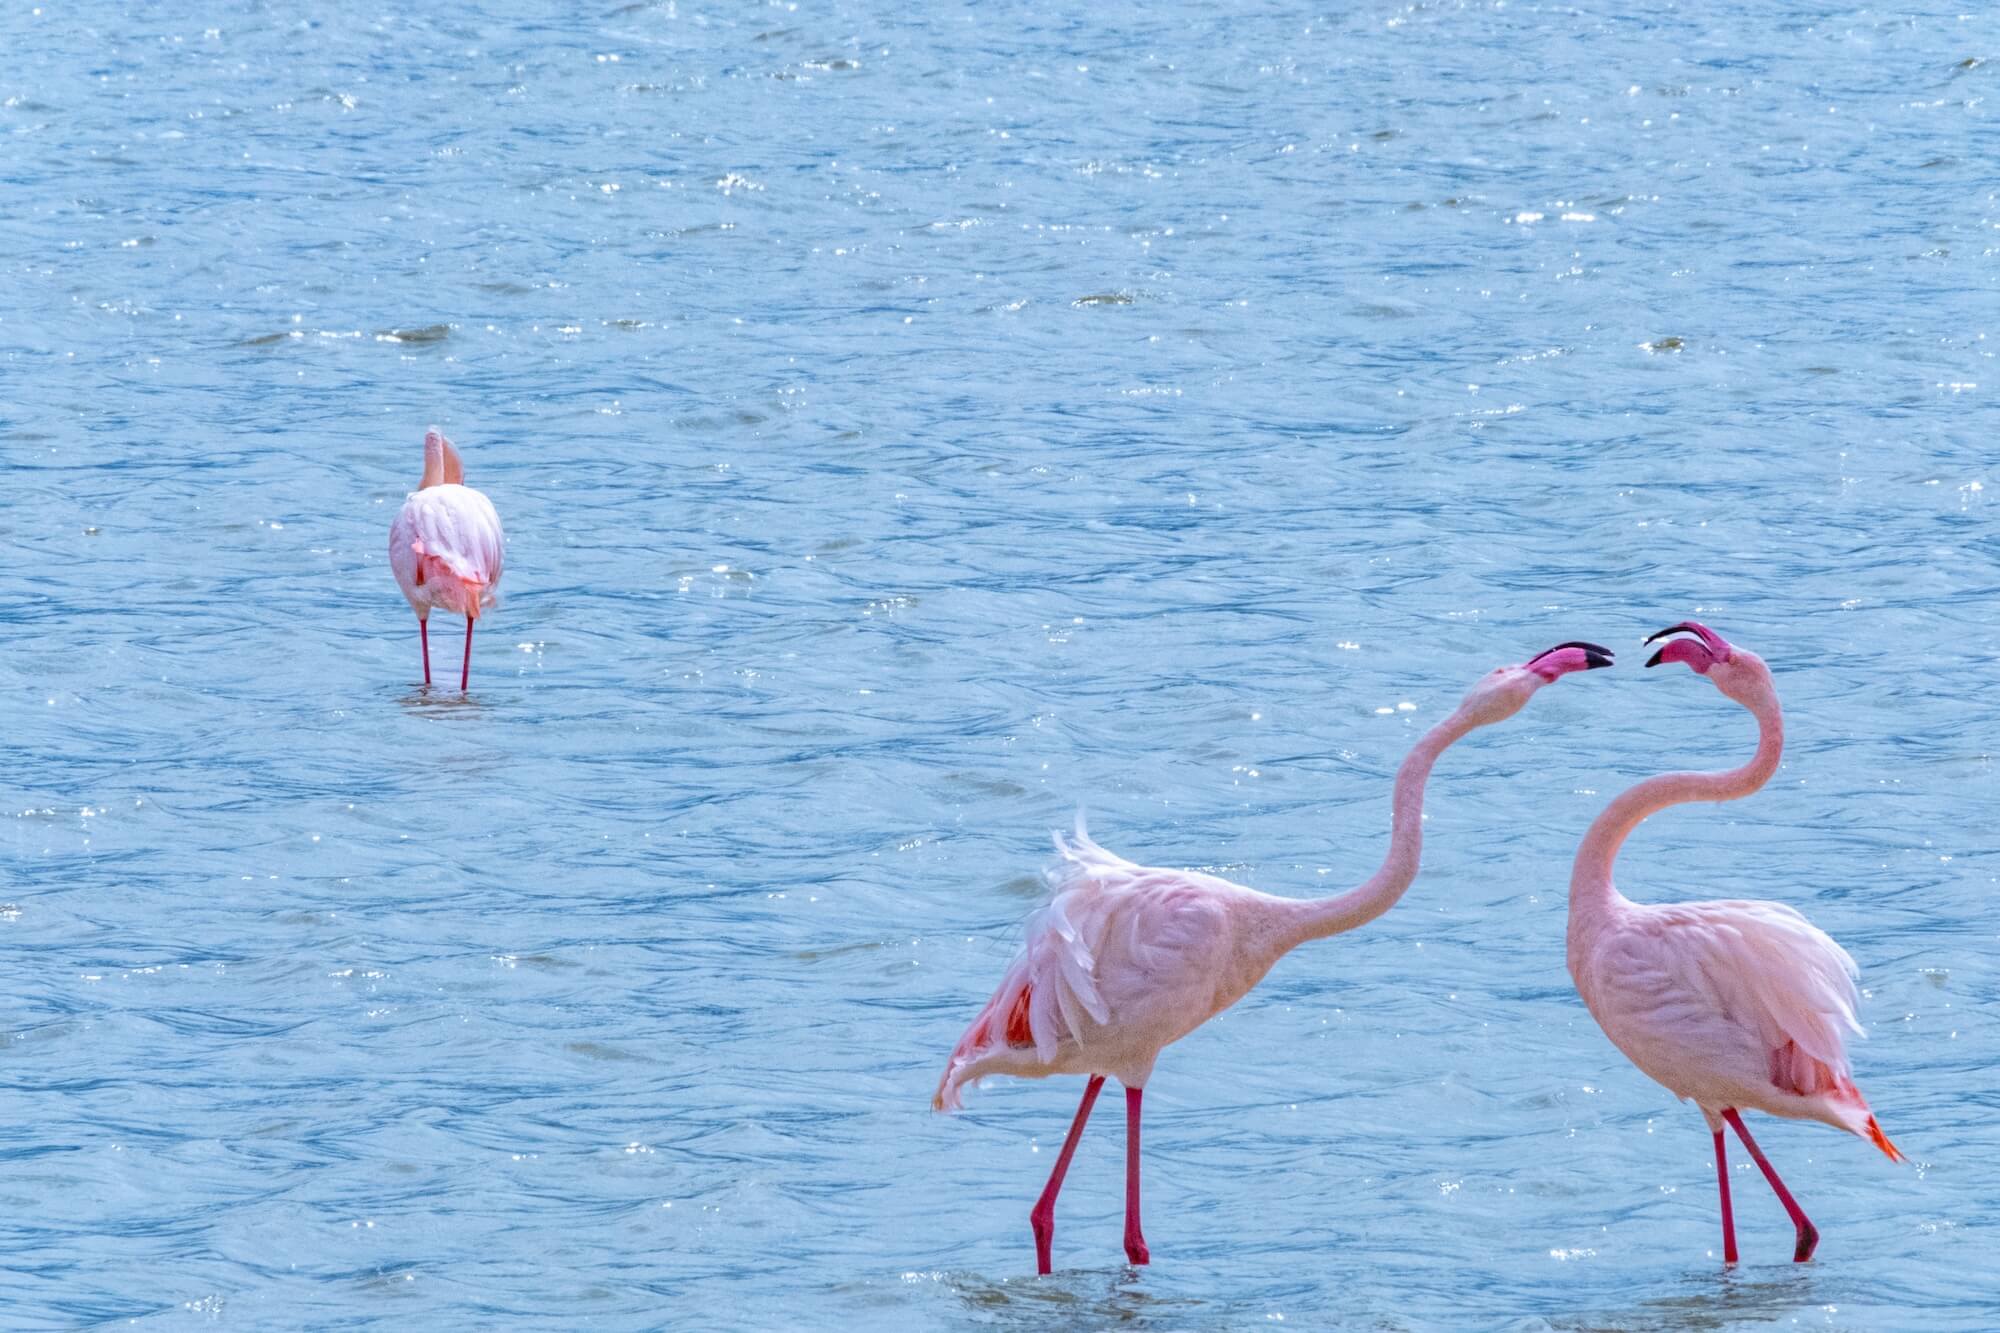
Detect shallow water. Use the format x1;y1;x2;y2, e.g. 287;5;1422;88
3;0;1996;1327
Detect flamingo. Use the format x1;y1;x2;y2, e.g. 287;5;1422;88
1566;620;1903;1264
932;639;1615;1274
388;428;505;691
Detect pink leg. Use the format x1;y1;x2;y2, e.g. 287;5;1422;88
1723;1108;1818;1261
419;617;432;686
461;617;474;691
1031;1075;1104;1276
1123;1085;1149;1266
1713;1127;1738;1264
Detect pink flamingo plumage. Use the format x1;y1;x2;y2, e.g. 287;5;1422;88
933;640;1615;1274
388;428;505;691
1567;620;1903;1264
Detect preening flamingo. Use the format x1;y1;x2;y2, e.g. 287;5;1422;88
1566;620;1903;1264
933;640;1615;1274
388;428;505;691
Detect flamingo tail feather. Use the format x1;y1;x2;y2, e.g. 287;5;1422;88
1865;1114;1905;1164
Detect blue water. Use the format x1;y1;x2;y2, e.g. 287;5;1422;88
4;0;1996;1326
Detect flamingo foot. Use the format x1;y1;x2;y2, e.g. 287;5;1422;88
1794;1219;1819;1264
1123;1230;1150;1267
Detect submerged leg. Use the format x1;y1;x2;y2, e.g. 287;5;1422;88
1713;1126;1738;1264
1723;1108;1817;1261
461;616;474;691
1031;1075;1105;1276
419;617;432;686
1123;1085;1149;1266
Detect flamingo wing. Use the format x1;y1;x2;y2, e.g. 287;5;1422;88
1582;897;1901;1158
1657;900;1863;1071
932;852;1129;1110
400;486;505;613
933;820;1248;1111
1588;899;1866;1109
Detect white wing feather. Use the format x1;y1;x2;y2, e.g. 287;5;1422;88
392;484;505;613
1656;900;1864;1063
933;817;1234;1108
1584;897;1868;1110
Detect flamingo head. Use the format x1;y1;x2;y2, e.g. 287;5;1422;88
1458;640;1615;725
420;427;466;489
1644;620;1772;704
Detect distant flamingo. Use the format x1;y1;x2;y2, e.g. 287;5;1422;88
1566;620;1903;1264
389;428;505;690
933;640;1615;1274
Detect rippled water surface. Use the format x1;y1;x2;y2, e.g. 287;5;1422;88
4;0;1997;1327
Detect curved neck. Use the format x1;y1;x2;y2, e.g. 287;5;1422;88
1569;686;1783;929
1280;706;1482;951
420;436;463;490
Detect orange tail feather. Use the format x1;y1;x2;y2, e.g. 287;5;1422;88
1864;1115;1905;1164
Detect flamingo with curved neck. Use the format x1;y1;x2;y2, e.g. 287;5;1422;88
934;639;1615;1274
1567;620;1903;1265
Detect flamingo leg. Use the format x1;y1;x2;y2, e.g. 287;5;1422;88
1723;1108;1818;1262
419;617;432;686
1123;1085;1149;1266
1030;1075;1104;1276
1713;1127;1738;1264
461;617;474;691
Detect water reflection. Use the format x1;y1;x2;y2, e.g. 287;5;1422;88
1550;1268;1821;1332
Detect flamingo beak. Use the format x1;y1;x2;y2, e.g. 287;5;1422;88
1525;641;1616;680
1643;621;1731;670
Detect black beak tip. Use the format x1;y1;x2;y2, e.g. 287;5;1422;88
1583;649;1615;670
1644;648;1666;668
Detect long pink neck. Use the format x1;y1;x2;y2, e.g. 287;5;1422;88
1279;707;1482;952
1568;685;1783;937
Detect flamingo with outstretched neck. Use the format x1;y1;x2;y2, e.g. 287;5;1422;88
389;428;505;691
1566;620;1903;1264
933;639;1615;1274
